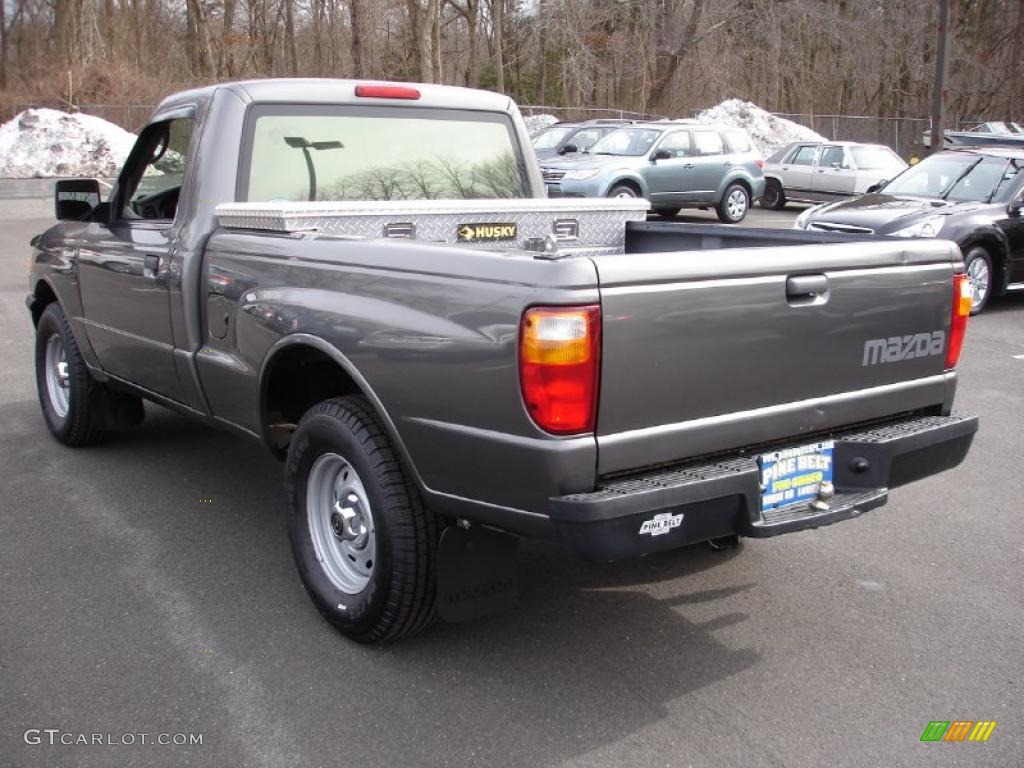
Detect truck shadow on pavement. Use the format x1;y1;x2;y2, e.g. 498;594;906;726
4;399;761;767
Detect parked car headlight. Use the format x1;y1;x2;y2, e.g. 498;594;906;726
891;216;944;238
794;204;825;229
562;169;601;181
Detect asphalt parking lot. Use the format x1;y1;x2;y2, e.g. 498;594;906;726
1;190;1022;768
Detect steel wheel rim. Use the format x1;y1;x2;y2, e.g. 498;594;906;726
727;188;747;219
966;256;990;308
307;453;376;594
44;334;70;418
614;188;636;198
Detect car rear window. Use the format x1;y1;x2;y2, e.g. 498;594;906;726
693;131;725;155
724;131;752;153
850;146;904;171
241;106;530;202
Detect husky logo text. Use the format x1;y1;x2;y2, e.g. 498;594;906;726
639;512;684;536
862;331;945;366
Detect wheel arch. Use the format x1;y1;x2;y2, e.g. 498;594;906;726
721;173;754;201
960;234;1009;295
257;334;423;485
605;176;647;198
28;278;59;327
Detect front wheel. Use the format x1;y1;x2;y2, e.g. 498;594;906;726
35;302;104;446
963;246;994;314
716;183;750;223
285;396;440;643
608;184;639;199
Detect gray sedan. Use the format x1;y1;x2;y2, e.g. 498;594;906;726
539;123;766;223
761;141;907;210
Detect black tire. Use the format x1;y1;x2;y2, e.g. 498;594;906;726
608;184;639;199
760;179;786;210
34;302;104;446
653;206;681;218
962;245;994;315
716;182;750;223
285;395;439;643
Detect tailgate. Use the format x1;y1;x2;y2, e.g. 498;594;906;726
592;239;961;475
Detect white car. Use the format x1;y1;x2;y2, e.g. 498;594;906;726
760;141;907;210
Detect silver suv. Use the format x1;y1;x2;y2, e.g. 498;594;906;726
539;122;765;223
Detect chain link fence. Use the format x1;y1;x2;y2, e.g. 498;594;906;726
3;101;995;161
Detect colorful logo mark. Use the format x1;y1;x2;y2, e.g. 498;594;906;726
920;721;997;742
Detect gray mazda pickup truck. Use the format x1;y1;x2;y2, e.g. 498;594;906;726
27;79;978;643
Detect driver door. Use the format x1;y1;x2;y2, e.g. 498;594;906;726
77;112;194;401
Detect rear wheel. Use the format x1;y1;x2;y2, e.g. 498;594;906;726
760;179;786;210
35;302;104;446
653;207;680;218
963;246;993;314
285;395;440;643
716;183;750;223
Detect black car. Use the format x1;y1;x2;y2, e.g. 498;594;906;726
531;119;631;161
796;146;1024;312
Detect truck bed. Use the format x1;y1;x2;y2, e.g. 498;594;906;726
203;200;963;526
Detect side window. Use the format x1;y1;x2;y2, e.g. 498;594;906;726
570;128;603;151
693;131;725;156
117;117;193;221
724;131;751;153
790;145;819;166
819;146;849;168
658;131;691;158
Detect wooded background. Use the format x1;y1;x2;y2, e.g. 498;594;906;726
0;0;1020;130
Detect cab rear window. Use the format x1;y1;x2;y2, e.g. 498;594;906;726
240;106;530;202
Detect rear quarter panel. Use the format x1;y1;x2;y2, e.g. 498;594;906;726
197;232;601;518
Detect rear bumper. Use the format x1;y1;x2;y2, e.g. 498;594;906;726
549;413;978;560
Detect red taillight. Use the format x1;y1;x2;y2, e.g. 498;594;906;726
755;159;765;169
354;84;421;100
945;273;972;369
519;306;601;435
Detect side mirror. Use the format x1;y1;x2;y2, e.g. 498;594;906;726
55;179;101;220
866;180;887;194
831;162;841;170
651;149;672;162
558;143;578;155
1009;201;1024;218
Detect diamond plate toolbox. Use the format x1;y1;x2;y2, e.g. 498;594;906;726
215;198;650;256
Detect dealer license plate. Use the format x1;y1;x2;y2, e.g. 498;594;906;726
759;440;835;511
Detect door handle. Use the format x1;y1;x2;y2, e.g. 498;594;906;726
683;163;694;169
143;253;160;277
786;274;829;303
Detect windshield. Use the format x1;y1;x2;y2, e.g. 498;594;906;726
590;128;661;156
850;146;905;171
532;125;573;150
244;107;529;202
882;154;1007;201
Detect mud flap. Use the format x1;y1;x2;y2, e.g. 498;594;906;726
436;525;518;623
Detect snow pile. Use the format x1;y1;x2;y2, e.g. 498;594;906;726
0;108;138;178
695;99;825;158
523;113;558;138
